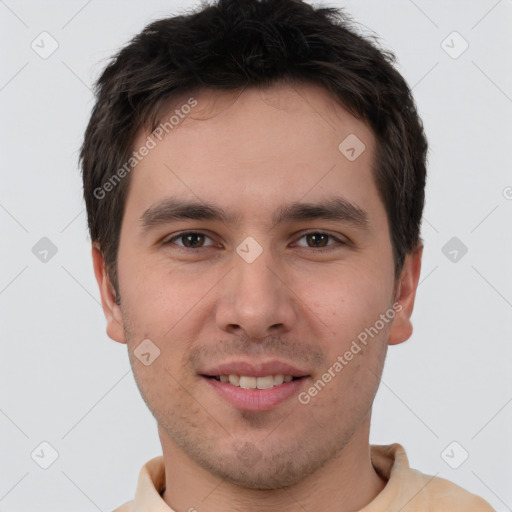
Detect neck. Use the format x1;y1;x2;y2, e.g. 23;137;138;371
160;415;386;512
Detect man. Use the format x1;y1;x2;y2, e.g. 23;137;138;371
80;0;495;510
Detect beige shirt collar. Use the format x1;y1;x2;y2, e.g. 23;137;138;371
115;443;494;511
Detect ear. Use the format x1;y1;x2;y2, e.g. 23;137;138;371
91;243;126;344
388;243;423;346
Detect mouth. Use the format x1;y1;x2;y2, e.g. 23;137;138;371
199;360;311;411
203;374;304;389
200;373;309;411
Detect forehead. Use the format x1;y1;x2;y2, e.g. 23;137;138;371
125;81;383;228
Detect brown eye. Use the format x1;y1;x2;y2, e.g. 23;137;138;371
165;232;215;249
305;233;329;248
181;233;205;248
295;231;346;250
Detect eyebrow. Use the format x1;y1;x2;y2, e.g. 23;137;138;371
139;197;369;231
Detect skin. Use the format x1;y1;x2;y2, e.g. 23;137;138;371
93;81;422;512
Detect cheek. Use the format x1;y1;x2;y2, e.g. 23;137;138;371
299;266;392;341
118;253;199;331
127;349;197;432
119;263;212;384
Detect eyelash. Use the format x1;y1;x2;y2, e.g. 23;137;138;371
163;231;348;253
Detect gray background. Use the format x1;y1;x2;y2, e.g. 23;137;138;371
1;0;511;510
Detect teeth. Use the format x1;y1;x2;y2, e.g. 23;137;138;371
217;374;296;389
239;376;257;389
256;376;274;389
273;374;284;386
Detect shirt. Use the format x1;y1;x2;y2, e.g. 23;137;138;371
113;443;495;511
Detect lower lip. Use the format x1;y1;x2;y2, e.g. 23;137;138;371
202;376;308;411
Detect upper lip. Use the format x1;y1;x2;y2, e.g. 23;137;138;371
200;360;310;378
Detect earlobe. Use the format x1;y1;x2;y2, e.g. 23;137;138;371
388;244;423;346
91;243;127;344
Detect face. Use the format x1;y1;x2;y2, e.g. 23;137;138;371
94;82;421;489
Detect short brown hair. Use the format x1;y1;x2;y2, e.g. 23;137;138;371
80;0;428;295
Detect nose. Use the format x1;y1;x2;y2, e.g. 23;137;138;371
215;244;298;340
